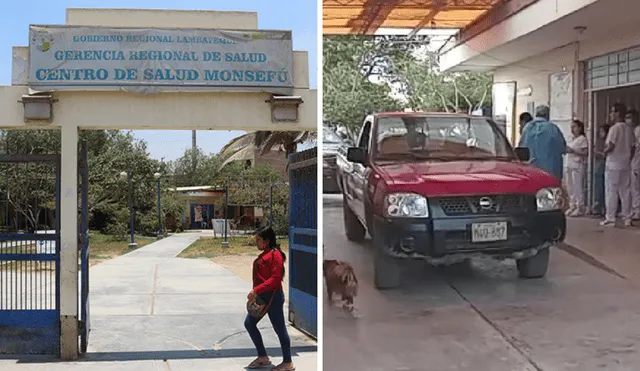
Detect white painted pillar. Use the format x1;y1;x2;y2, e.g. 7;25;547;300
59;124;78;360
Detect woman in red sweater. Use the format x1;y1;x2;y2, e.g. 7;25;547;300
245;226;294;371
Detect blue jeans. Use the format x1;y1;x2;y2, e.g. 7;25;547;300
244;290;291;363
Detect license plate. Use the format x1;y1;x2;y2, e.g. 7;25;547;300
471;222;507;243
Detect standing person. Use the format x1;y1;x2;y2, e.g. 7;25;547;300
593;124;610;216
518;105;567;181
601;103;635;226
565;119;589;216
244;226;294;371
629;109;640;219
519;112;533;135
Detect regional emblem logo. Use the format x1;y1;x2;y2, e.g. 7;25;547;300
32;30;55;52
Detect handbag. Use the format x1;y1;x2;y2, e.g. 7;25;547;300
246;292;275;319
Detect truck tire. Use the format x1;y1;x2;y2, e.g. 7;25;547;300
516;247;550;278
343;196;366;242
373;233;400;289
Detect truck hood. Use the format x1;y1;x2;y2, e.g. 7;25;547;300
376;160;560;196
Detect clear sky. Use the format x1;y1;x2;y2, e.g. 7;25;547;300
0;0;318;161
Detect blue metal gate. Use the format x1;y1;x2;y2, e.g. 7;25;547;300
287;148;317;338
0;154;61;355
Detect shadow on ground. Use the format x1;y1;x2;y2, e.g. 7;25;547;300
1;345;317;364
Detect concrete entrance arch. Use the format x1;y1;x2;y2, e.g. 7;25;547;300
0;8;316;360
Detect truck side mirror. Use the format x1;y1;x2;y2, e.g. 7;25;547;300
515;147;530;162
347;147;366;165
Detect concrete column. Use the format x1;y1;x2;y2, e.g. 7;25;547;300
60;124;78;360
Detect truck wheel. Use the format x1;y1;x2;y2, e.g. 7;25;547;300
343;196;366;242
373;235;400;289
516;247;550;278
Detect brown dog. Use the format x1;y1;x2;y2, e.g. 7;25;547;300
323;258;358;313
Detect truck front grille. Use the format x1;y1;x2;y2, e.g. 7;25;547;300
436;195;531;216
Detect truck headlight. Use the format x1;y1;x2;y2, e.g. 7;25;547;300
384;193;429;218
536;187;563;211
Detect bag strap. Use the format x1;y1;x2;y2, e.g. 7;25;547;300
263;291;275;312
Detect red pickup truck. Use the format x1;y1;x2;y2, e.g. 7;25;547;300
337;112;566;289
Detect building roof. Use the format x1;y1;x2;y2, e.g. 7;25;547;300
323;0;501;35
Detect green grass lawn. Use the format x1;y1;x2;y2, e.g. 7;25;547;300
178;236;290;259
0;232;157;270
89;233;157;265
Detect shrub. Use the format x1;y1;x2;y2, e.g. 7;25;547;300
137;211;160;237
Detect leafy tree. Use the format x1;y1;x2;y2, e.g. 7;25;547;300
395;52;492;113
168;147;223;187
323;35;493;133
323;36;402;135
0;129;184;237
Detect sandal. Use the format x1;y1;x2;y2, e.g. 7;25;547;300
273;363;296;371
247;358;272;369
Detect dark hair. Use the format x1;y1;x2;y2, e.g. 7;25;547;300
599;124;610;136
613;103;627;121
519;112;533;123
627;109;639;123
256;226;287;279
572;119;585;136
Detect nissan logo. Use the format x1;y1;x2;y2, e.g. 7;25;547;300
479;197;493;210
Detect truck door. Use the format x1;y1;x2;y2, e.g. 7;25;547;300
351;120;371;222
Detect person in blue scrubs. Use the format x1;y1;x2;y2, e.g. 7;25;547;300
593;124;610;216
518;105;567;181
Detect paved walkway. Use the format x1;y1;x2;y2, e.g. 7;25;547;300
562;217;640;288
0;233;317;370
323;195;640;370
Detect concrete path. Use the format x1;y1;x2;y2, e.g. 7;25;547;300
0;233;317;370
323;194;640;371
562;217;640;287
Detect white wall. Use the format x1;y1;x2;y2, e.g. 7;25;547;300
493;17;640;123
493;45;574;121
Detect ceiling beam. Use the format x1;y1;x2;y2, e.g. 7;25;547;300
349;0;402;35
407;0;446;38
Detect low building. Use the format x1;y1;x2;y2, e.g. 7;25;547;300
171;185;270;230
440;0;635;210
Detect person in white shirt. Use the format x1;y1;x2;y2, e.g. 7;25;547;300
628;110;640;219
601;103;636;226
565;119;588;216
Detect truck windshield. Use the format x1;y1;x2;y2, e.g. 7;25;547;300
374;116;515;161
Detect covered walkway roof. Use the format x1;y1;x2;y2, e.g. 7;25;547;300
323;0;501;35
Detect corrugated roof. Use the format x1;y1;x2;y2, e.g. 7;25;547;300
323;0;501;35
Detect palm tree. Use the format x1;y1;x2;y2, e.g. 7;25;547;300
218;131;316;169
